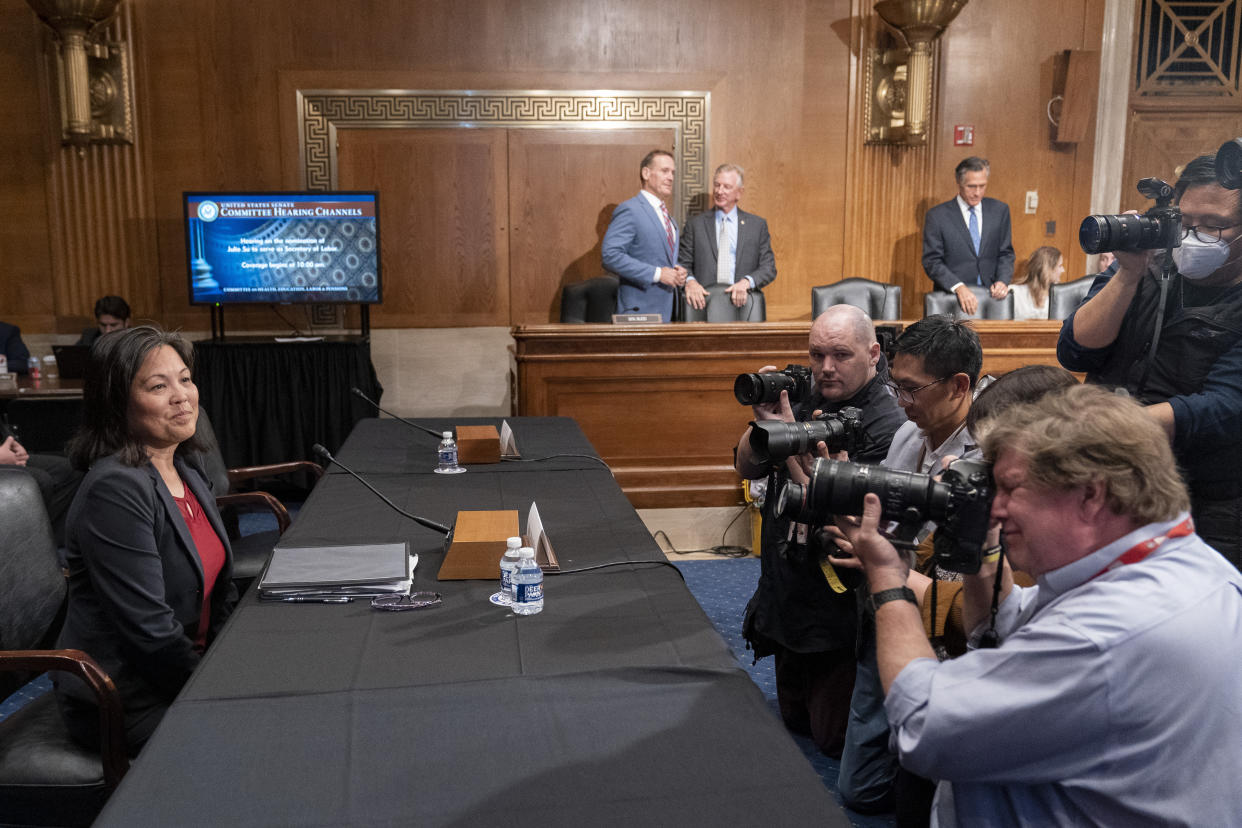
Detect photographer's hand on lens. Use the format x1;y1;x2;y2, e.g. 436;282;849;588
751;385;795;423
841;493;910;590
822;523;862;570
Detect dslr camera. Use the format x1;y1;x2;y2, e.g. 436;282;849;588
776;456;995;573
734;364;813;406
1079;178;1180;255
746;407;864;466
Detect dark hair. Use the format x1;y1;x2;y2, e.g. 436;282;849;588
639;149;674;184
1176;154;1242;221
892;315;983;388
955;156;990;182
93;294;131;320
966;364;1078;435
68;326;208;471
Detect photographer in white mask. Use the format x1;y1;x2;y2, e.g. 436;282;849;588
1057;150;1242;568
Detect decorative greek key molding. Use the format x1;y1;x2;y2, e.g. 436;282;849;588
297;90;709;221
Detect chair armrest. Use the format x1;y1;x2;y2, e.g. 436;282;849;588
0;649;129;788
216;491;291;534
226;460;324;486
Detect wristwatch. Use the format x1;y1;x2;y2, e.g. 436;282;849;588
868;586;918;612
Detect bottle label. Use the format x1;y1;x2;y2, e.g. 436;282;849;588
438;448;457;465
515;581;543;603
500;569;513;592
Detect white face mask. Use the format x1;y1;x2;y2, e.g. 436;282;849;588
1173;235;1231;280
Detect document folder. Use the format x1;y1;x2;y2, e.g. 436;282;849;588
259;541;413;598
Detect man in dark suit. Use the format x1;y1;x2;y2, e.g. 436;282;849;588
77;294;132;347
602;149;687;320
922;156;1015;314
679;163;777;312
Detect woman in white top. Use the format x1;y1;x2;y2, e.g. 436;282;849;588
1010;246;1063;320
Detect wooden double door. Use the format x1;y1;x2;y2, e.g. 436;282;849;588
337;126;675;328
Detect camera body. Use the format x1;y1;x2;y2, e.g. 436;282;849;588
747;406;864;465
776;455;995;574
1079;178;1181;255
734;364;814;407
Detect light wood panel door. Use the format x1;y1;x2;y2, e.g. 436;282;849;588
507;128;675;325
337;127;509;327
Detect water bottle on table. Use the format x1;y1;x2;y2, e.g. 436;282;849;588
512;547;544;615
434;431;465;474
497;536;523;605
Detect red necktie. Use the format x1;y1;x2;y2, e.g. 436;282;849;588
660;202;675;257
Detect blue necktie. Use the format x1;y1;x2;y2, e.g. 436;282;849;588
968;207;982;284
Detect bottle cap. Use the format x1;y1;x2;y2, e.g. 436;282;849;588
506;536;522;549
442;431;452;439
518;547;535;559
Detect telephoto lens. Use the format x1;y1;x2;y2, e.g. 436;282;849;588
746;408;863;465
733;364;813;406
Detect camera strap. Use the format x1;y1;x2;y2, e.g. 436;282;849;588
1135;260;1175;395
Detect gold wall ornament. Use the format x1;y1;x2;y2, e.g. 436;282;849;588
26;0;135;147
865;0;969;145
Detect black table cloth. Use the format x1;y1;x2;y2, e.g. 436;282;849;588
95;417;847;827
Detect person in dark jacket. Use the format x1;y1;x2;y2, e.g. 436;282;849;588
56;326;236;751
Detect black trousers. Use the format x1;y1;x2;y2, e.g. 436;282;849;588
1193;495;1242;571
773;646;857;758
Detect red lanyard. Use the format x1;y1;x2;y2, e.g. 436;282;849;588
1089;517;1193;581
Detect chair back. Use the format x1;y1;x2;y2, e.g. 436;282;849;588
923;286;1014;320
2;398;83;454
191;410;231;496
683;284;767;322
811;278;902;320
0;468;65;700
560;275;619;323
1048;275;1096;320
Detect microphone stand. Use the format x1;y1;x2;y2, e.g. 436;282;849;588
350;387;444;439
313;444;452;536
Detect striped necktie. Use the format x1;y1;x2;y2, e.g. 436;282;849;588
660;202;675;257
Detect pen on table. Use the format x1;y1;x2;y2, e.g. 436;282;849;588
269;596;353;603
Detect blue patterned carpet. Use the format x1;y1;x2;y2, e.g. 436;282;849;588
675;558;895;828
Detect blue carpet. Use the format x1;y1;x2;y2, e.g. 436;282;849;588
675;558;895;828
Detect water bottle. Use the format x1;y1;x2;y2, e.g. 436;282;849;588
498;536;523;605
42;354;57;379
512;547;544;615
28;356;40;380
434;431;464;474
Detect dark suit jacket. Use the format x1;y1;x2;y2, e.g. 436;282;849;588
55;453;236;719
678;208;777;290
602;193;678;318
921;197;1015;293
0;321;31;374
77;327;101;347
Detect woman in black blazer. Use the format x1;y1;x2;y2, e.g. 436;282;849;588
56;326;236;751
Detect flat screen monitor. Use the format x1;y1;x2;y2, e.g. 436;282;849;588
183;191;381;305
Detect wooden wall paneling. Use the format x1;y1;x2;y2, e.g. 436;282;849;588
336;127;510;328
506;127;674;325
0;3;55;332
1121;113;1242;215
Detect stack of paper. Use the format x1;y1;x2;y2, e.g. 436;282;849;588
258;542;416;599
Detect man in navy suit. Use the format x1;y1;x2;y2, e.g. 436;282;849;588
602;149;687;320
0;320;31;374
679;163;777;312
922;157;1015;314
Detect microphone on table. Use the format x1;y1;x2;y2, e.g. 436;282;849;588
350;387;443;439
312;444;452;537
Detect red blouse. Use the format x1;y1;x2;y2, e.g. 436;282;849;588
171;482;227;651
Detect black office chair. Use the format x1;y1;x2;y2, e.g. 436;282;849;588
923;286;1014;320
559;275;619;323
0;468;128;827
1048;275;1097;320
193;411;323;589
811;278;903;320
682;283;767;322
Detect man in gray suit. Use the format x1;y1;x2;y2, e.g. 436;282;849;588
679;164;777;311
922;156;1014;314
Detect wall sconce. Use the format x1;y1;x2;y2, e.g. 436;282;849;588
864;0;969;146
26;0;134;148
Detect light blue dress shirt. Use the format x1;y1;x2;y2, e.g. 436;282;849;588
885;514;1242;826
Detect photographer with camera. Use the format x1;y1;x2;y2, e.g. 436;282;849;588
837;384;1242;826
1059;149;1242;567
835;315;982;819
736;305;905;758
